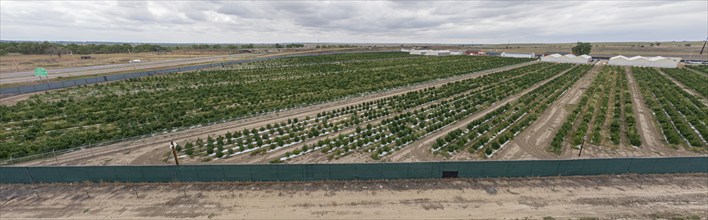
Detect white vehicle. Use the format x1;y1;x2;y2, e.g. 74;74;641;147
129;59;142;63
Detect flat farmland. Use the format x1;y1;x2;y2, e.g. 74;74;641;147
5;53;706;166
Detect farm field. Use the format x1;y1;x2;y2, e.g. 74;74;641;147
632;67;708;148
6;54;708;166
1;174;705;219
1;53;532;162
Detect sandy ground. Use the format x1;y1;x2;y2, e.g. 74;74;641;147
15;62;536;166
1;173;706;219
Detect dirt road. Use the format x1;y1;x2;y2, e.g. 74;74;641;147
1;173;705;219
16;61;537;166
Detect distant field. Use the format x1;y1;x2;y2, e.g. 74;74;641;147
0;51;225;74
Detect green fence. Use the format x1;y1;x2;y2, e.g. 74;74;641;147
1;157;706;183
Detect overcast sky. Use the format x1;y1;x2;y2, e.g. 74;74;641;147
1;1;706;44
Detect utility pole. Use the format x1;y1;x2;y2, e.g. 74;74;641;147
170;141;180;165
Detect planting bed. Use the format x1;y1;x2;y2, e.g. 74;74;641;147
548;66;642;154
633;67;707;148
0;53;531;160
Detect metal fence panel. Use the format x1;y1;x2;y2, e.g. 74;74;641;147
1;157;706;184
0;167;33;183
28;167;64;183
220;165;248;181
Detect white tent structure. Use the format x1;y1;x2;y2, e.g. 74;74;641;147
409;49;428;55
501;52;536;58
541;54;592;64
409;49;451;56
608;55;681;68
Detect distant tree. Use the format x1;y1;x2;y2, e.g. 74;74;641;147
655;42;661;47
650;43;655;47
685;43;691;47
571;42;592;55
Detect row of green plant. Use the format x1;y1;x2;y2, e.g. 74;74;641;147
273;63;575;162
0;53;533;159
661;68;708;98
685;65;708;74
633;67;707;147
173;63;557;160
433;65;591;157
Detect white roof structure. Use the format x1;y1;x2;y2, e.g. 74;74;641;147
541;53;592;64
608;55;681;68
501;52;536;58
409;49;451;56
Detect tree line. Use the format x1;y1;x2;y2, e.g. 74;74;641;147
0;42;171;56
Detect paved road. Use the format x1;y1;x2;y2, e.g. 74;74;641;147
0;54;252;85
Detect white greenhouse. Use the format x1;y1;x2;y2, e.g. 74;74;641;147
409;49;451;56
541;54;592;64
608;55;681;68
501;52;536;58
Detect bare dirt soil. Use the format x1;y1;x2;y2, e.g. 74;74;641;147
1;173;706;219
16;62;536;166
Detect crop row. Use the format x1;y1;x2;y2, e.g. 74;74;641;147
273;64;575;162
633;67;707;147
685;65;708;74
432;64;591;157
661;68;708;98
0;53;531;159
174;63;564;160
547;65;643;153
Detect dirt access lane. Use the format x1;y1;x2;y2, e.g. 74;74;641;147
1;173;705;219
16;61;537;166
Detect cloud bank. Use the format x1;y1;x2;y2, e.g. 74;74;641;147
1;1;706;43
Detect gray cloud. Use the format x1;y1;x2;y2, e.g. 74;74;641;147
0;1;705;43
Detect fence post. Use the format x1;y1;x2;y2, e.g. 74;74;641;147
625;158;634;174
26;167;36;184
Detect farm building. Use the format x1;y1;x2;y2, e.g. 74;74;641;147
409;49;451;56
541;54;592;64
501;52;536;58
608;55;681;68
485;51;501;56
465;50;485;56
409;49;428;55
400;48;411;52
450;51;464;55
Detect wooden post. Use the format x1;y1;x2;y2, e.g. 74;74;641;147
84;190;91;199
52;149;59;165
171;141;180;166
34;190;40;199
